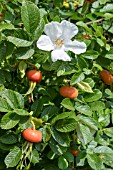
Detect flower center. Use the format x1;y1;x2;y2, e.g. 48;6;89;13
55;39;64;47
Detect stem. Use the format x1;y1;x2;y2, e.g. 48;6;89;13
29;143;33;163
31;120;35;130
26;61;36;70
86;18;104;25
24;81;36;96
24;143;33;160
22;142;30;155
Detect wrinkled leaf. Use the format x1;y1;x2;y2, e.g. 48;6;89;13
0;112;20;129
7;36;33;47
21;1;40;33
61;98;75;111
5;146;22;168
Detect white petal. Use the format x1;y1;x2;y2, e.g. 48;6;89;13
51;49;71;62
65;40;87;54
44;22;62;42
61;20;78;41
36;35;54;51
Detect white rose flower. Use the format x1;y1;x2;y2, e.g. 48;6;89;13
36;20;87;62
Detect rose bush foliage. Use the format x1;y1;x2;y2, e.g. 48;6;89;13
0;0;113;169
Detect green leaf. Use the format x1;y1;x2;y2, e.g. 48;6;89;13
0;45;6;62
81;51;99;60
105;89;113;98
102;154;113;168
5;146;22;168
41;105;59;120
103;127;113;138
77;56;88;70
97;38;104;47
19;116;31;130
76;151;86;167
31;149;39;164
84;89;102;102
89;101;105;111
21;1;40;33
0;142;14;151
32;117;43;127
0;89;24;109
47;150;57;160
58;156;68;170
61;98;75;111
104;13;113;20
0;133;17;144
87;154;104;170
16;49;34;59
7;36;33;47
49;138;63;155
99;0;110;5
75;102;92;116
76;123;93;144
51;111;76;124
18;61;27;78
0;71;5;85
70;72;85;85
57;63;76;76
95;133;109;146
77;115;98;130
100;3;113;13
55;118;76;133
1;70;12;83
14;109;29;116
0;112;20;129
32;18;45;41
77;81;93;93
0;97;12;112
0;43;14;62
98;109;110;128
105;47;113;59
51;127;70;147
76;21;92;34
94;146;113;155
53;0;63;7
34;50;49;64
31;97;43;116
0;23;15;31
42;124;51;143
63;152;74;162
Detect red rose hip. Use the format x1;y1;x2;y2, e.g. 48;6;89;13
59;86;78;99
100;69;113;85
22;128;42;143
26;70;42;83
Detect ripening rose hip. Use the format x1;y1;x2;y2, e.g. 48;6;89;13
59;86;78;99
71;150;79;156
26;70;42;83
22;128;42;143
100;69;113;85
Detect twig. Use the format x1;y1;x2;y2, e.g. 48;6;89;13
86;18;104;25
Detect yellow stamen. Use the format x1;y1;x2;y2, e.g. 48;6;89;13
55;39;64;47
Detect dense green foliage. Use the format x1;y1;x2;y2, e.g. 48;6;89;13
0;0;113;169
